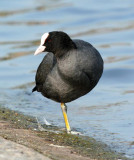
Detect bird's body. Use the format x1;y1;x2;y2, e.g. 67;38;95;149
33;31;103;133
33;39;103;103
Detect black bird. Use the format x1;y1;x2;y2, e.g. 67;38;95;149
33;31;103;133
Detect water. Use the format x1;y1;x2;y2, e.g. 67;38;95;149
0;0;134;158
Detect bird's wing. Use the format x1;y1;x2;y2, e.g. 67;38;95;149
33;52;56;92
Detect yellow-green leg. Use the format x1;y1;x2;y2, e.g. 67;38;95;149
61;103;71;133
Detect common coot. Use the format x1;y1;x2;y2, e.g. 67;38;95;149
33;31;103;133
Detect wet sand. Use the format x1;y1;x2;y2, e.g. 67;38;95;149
0;107;129;160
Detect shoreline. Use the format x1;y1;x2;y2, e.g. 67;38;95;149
0;107;129;160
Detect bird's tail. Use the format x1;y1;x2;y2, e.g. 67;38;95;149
32;86;37;92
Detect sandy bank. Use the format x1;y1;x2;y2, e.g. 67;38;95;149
0;107;128;160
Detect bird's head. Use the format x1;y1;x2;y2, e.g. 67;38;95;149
34;31;76;57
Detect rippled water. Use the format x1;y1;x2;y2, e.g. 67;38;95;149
0;0;134;158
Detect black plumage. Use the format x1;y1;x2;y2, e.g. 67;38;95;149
32;31;103;132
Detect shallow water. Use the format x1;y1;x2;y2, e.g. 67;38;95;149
0;0;134;158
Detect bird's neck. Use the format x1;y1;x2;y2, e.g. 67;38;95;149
54;41;77;58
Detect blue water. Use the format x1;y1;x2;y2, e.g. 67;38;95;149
0;0;134;158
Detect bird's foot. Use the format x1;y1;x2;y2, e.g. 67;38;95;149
67;129;71;134
69;131;81;135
